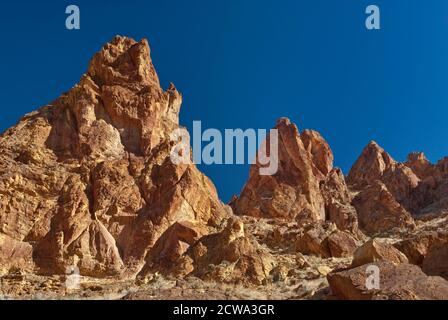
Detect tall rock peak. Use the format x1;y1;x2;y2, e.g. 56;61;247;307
0;36;229;279
233;117;356;233
88;36;161;88
43;36;182;159
347;140;395;188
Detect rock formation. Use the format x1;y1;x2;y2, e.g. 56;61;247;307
0;36;229;279
294;222;359;258
348;141;448;234
232;118;359;234
232;119;327;222
169;217;275;285
350;239;408;268
1;35;448;300
328;261;448;300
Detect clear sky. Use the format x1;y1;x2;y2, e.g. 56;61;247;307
1;1;448;202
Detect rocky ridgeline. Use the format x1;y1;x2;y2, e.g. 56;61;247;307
0;36;447;300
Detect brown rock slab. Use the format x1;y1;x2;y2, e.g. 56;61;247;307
351;239;408;268
179;217;275;285
327;231;358;258
422;244;448;280
0;36;229;278
328;260;448;300
352;181;415;234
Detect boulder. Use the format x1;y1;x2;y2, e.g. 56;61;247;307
422;244;448;280
351;239;408;268
394;230;448;265
172;217;275;285
295;222;359;258
327;231;358;258
328;260;448;300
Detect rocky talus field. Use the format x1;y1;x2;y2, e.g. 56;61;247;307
0;36;447;300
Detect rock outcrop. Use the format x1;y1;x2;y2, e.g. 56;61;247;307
294;222;359;258
347;141;396;188
1;34;448;300
328;261;448;300
232;118;359;234
320;168;359;234
395;230;448;266
232;119;326;222
348;142;417;234
0;36;229;277
352;181;415;234
350;239;408;268
348;141;448;234
167;217;275;285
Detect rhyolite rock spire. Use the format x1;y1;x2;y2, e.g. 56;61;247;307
232;117;359;234
232;118;327;221
0;36;229;277
347;140;448;233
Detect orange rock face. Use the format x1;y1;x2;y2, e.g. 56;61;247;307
348;141;448;234
233;118;358;232
232;118;326;222
350;239;408;268
0;36;229;278
169;217;275;285
347;141;396;188
352;181;415;234
328;261;448;300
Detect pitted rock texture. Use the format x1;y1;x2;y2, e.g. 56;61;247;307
0;36;229;279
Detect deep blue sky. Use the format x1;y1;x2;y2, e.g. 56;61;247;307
1;1;448;202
